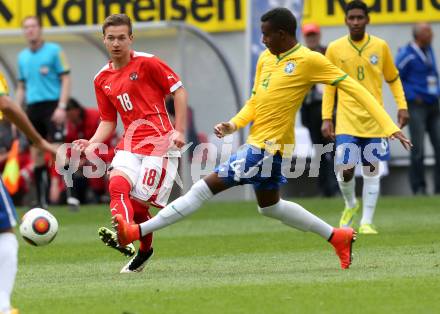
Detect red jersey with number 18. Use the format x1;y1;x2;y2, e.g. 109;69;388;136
94;50;182;156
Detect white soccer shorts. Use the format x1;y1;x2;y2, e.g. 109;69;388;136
110;150;179;208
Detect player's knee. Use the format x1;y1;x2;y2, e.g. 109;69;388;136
342;168;355;181
257;201;282;219
362;165;380;179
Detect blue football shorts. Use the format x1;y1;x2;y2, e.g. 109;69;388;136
214;144;287;190
335;134;390;166
0;178;17;230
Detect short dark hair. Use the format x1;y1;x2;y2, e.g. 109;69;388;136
22;16;42;28
261;8;297;36
66;98;82;111
102;14;132;35
345;0;369;16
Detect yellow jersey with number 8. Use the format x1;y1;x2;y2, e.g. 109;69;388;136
323;34;406;137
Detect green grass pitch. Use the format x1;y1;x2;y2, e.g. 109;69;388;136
13;196;440;314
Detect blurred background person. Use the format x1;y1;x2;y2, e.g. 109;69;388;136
322;1;408;234
51;98;116;209
15;16;71;209
396;23;440;195
300;22;338;197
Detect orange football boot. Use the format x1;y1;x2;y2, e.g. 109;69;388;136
329;227;357;269
112;214;141;246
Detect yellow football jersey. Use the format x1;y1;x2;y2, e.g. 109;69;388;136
322;34;407;137
0;71;9;120
0;72;8;95
231;44;400;157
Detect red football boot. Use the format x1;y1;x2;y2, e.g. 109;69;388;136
329;227;357;269
112;214;141;246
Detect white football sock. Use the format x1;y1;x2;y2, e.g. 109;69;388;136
338;175;357;209
0;232;18;314
361;174;380;225
140;179;213;237
258;199;333;239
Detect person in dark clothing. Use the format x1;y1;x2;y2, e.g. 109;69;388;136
396;23;440;194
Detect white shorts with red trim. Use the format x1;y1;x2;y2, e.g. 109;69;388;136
110;150;179;208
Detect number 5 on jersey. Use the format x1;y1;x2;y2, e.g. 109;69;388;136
117;92;133;111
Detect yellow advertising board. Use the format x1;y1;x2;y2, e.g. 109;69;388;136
303;0;440;26
0;0;246;32
0;0;18;28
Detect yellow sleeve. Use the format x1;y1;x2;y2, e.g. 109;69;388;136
322;46;337;120
230;98;255;129
388;78;407;110
336;75;400;136
230;52;264;128
382;43;407;110
306;51;348;85
0;73;8;96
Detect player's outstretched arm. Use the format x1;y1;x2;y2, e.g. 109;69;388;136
214;122;237;138
335;76;412;149
307;52;412;150
73;120;116;153
390;131;412;151
0;95;56;155
336;76;390;128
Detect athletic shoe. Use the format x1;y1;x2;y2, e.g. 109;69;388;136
112;214;141;246
120;248;154;273
359;223;378;234
329;227;357;269
339;202;359;227
98;227;135;257
67;196;80;212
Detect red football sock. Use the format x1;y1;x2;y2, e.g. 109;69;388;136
109;176;134;223
132;199;153;253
